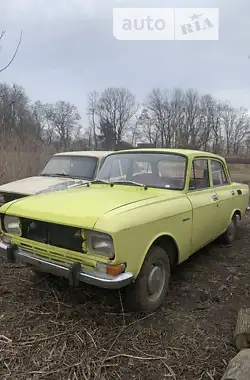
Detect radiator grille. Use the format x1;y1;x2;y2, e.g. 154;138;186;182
20;218;84;253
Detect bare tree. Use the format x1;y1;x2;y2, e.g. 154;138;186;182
168;88;185;148
31;101;57;143
97;87;137;146
145;88;172;147
229;107;250;154
177;89;200;148
70;125;90;151
129;111;145;146
0;30;22;73
46;101;81;150
0;84;31;137
131;108;158;146
87;91;99;149
139;87;250;155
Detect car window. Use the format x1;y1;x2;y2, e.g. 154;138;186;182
96;152;187;190
109;160;123;178
189;159;210;190
158;160;185;178
133;161;152;175
211;160;229;186
41;155;98;180
103;157;130;181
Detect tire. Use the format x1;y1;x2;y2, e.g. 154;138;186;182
221;215;237;245
124;245;171;312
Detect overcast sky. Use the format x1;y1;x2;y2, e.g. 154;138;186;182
0;0;249;122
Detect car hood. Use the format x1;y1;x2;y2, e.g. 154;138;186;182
0;176;87;195
2;185;160;229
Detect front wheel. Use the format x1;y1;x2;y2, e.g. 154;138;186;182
124;246;171;312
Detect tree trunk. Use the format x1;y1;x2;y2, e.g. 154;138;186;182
221;349;250;379
233;309;250;351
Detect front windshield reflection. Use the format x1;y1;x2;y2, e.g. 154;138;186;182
41;156;98;180
96;152;187;190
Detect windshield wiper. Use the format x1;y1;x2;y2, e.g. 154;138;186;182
92;179;110;185
92;179;148;189
111;180;148;189
39;172;73;178
53;173;73;178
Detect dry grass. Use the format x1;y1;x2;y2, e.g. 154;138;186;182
0;134;53;184
228;163;250;184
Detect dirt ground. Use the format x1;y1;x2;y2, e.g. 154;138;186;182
0;214;249;380
0;166;249;380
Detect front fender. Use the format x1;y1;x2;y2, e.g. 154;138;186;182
112;213;192;279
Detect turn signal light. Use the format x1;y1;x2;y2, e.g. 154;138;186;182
96;262;126;276
106;264;125;276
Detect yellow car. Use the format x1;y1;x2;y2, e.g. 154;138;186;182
0;149;249;311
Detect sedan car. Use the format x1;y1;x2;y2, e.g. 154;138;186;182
0;150;111;206
0;149;249;311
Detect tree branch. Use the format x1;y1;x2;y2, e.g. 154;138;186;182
0;31;22;74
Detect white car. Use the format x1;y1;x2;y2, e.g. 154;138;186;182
0;151;111;206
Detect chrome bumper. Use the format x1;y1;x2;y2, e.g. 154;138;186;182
0;241;133;289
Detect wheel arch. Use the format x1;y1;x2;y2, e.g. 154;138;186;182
133;234;180;279
230;209;241;222
147;234;179;269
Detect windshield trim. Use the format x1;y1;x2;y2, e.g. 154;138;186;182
40;155;99;180
95;151;188;191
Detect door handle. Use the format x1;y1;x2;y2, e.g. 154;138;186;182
231;190;235;196
212;194;218;201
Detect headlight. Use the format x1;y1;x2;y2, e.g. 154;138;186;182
87;231;114;258
3;215;21;235
0;193;5;205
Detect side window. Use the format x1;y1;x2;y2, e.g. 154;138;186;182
211;160;229;186
133;161;152;175
189;159;210;190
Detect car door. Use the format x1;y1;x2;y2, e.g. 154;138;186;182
210;158;233;234
187;158;221;254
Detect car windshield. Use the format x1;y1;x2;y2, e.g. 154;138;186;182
95;152;187;190
40;155;98;180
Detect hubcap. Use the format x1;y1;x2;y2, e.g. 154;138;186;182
147;264;166;302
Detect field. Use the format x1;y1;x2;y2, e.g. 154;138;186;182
0;164;250;380
228;163;250;184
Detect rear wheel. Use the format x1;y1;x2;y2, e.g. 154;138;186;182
124;246;171;312
221;215;237;244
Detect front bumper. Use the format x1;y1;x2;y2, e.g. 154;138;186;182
0;241;133;289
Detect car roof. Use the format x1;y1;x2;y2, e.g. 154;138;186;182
110;148;225;160
53;151;112;158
